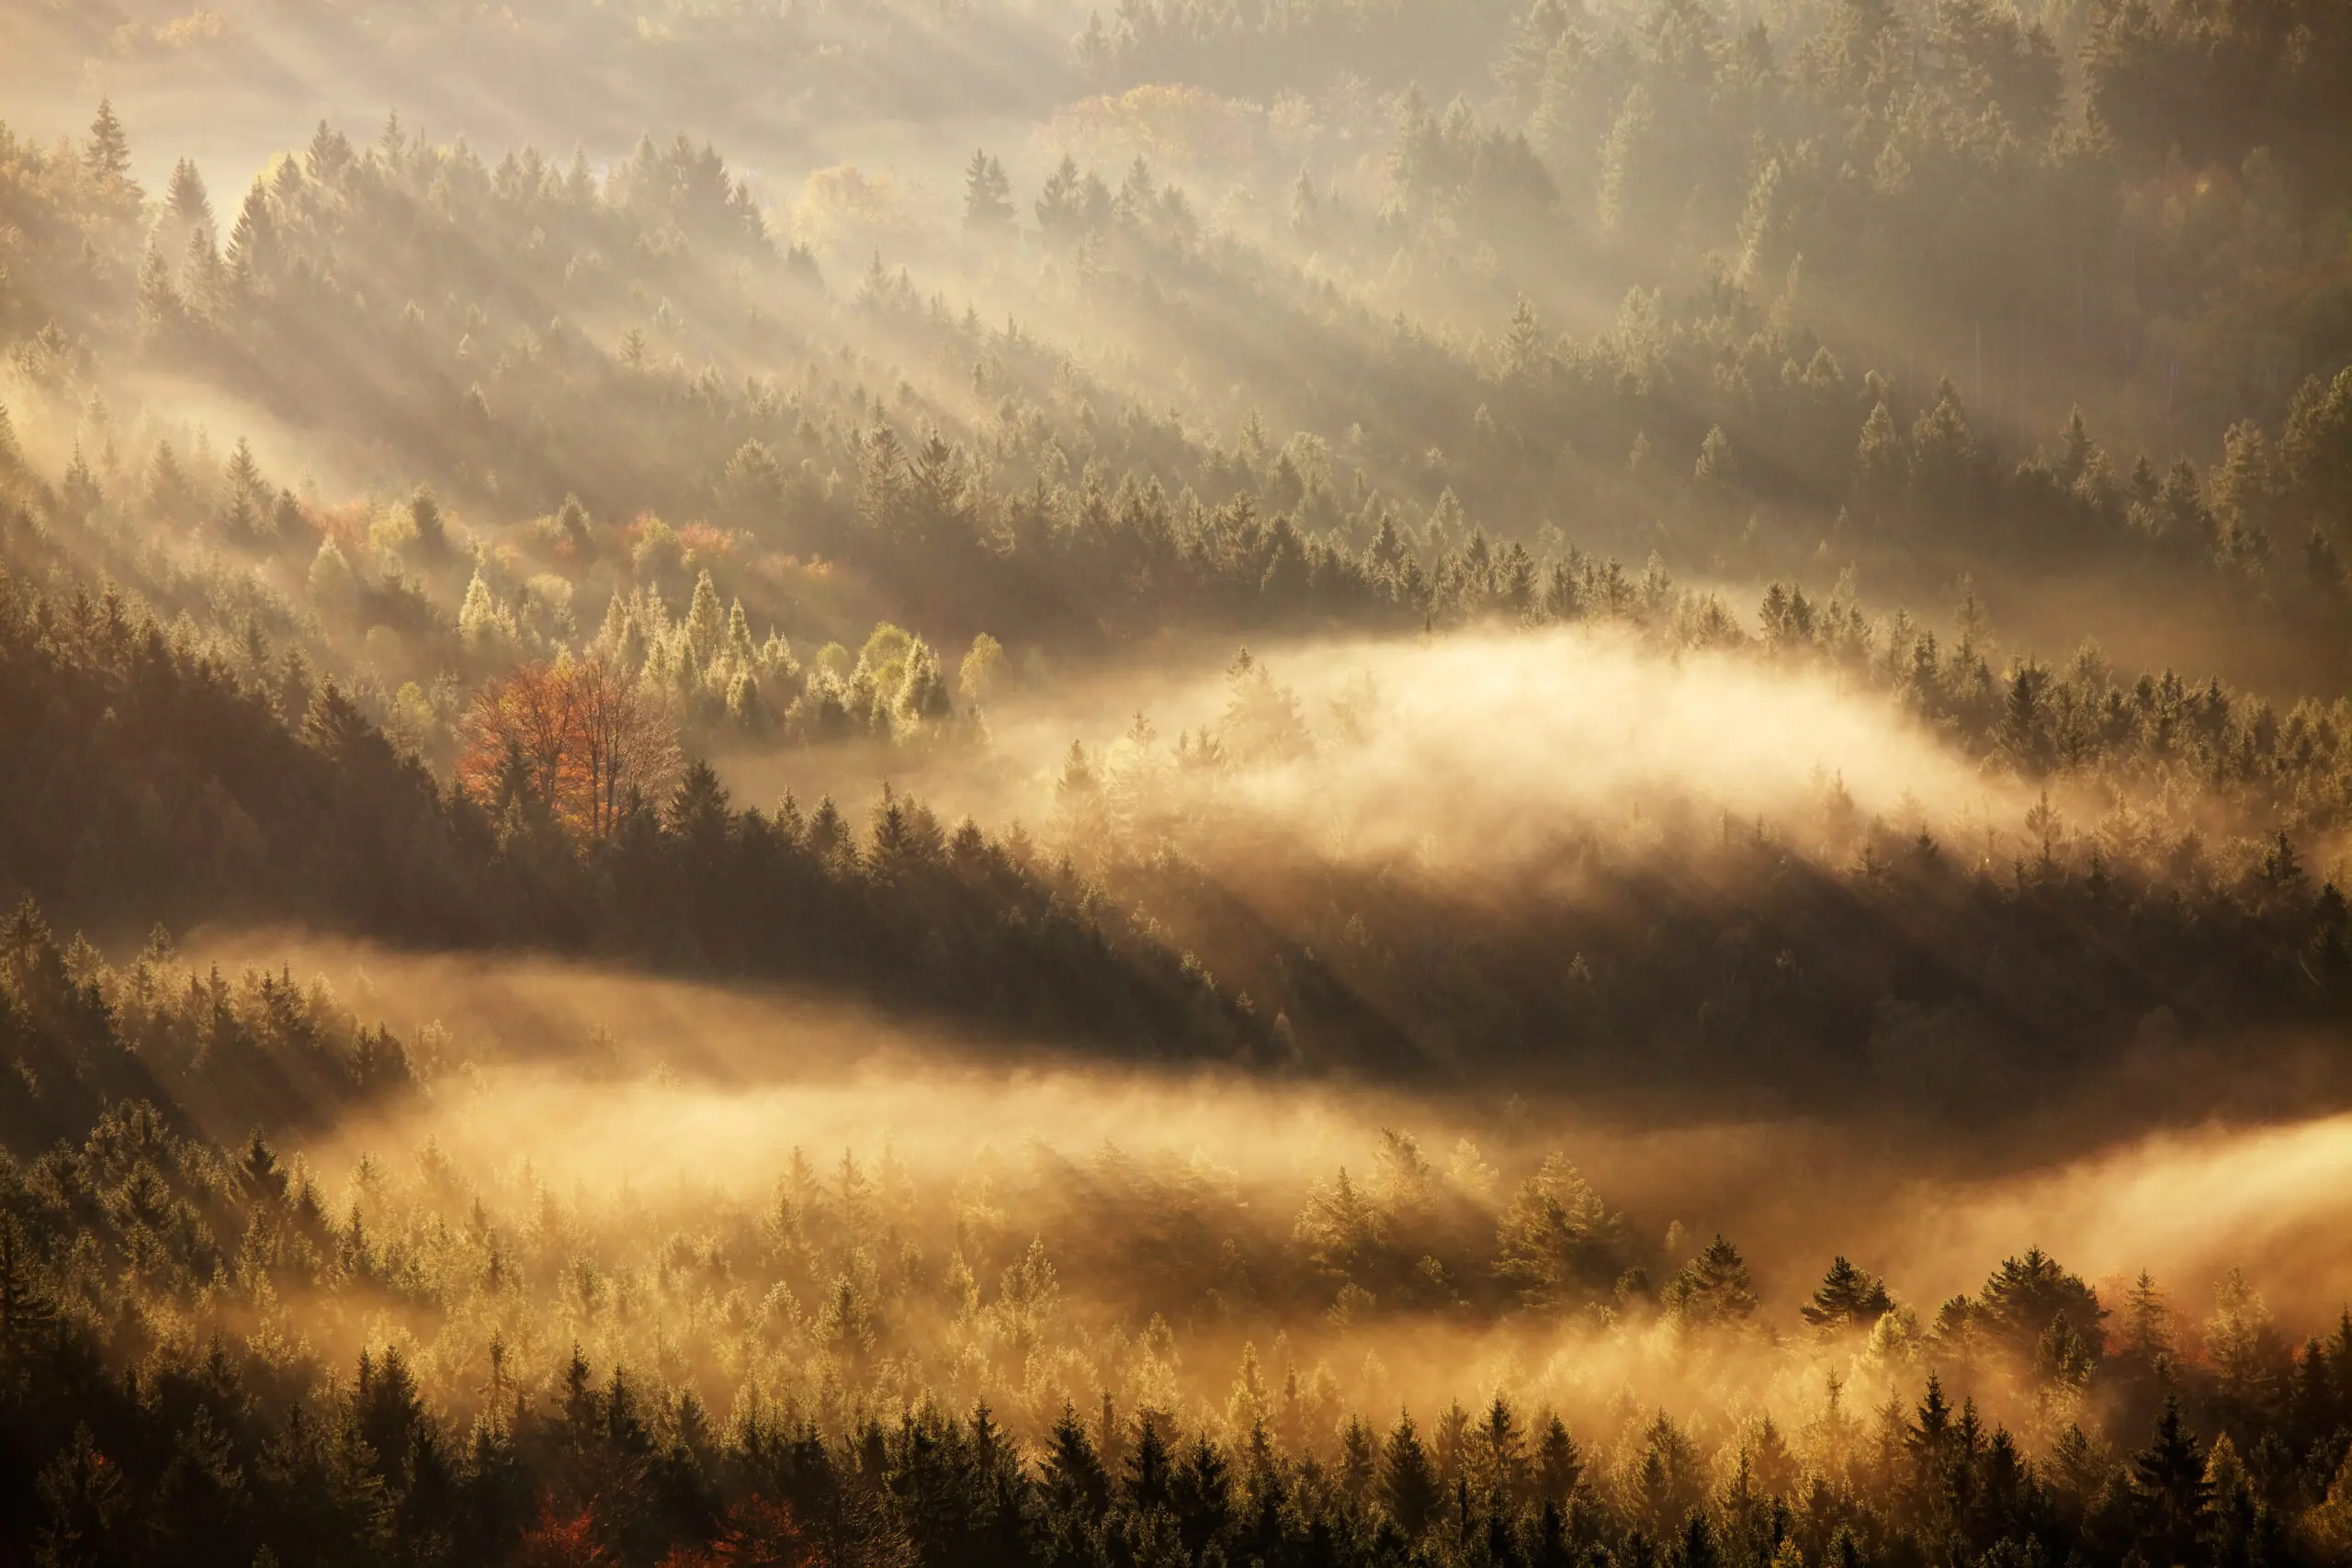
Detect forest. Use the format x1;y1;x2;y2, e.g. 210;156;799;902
5;0;2352;1563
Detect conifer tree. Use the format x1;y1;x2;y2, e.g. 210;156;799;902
410;485;447;555
226;178;275;292
1534;1416;1581;1506
1379;1412;1441;1539
2134;1394;2211;1565
963;148;1015;235
167;158;212;232
1804;1257;1894;1333
1044;1402;1111;1518
85;100;132;183
1667;1235;1758;1327
136;243;182;336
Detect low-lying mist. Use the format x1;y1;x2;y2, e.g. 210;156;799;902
184;933;2352;1352
726;625;2026;876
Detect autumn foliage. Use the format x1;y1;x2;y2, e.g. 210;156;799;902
458;654;681;839
660;1497;827;1567
519;1500;612;1568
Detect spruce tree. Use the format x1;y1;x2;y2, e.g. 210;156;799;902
85;100;132;182
963;148;1015;234
1804;1256;1894;1332
2134;1393;2211;1565
168;158;212;232
1043;1402;1110;1518
1379;1412;1441;1539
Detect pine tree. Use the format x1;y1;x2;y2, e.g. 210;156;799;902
183;227;224;319
1667;1235;1758;1328
1501;296;1549;381
667;759;732;853
221;437;264;509
1476;1393;1527;1499
2056;405;2096;488
1534;1415;1581;1505
1908;1373;1955;1476
1337;1416;1377;1506
85;100;132;183
137;243;182;335
304;119;354;185
35;1425;129;1565
150;1404;251;1561
355;1346;426;1476
1035;154;1098;246
1496;0;1574;106
1379;1412;1442;1539
456;570;508;653
147;440;197;525
2037;1313;2098;1391
168;158;213;233
725;670;763;729
1070;9;1113;85
684;570;724;671
2207;1269;2286;1418
237;1130;288;1201
894;637;953;730
1855;400;1909;513
0;1219;56;1370
962;148;1015;234
1632;1415;1703;1531
1496;1154;1623;1309
1803;1257;1894;1332
857;414;906;535
61;443;101;518
226;178;275;292
1043;1402;1111;1517
1596;86;1656;237
410;485;447;554
1978;1248;2104;1364
1694;425;1736;488
1677;1511;1719;1568
2134;1394;2211;1565
1125;1414;1172;1513
1170;1437;1231;1560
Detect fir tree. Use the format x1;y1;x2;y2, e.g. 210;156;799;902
85;100;132;183
963;148;1015;234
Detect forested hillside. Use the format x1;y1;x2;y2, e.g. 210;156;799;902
5;0;2352;1563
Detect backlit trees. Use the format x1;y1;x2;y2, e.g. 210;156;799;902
458;654;679;840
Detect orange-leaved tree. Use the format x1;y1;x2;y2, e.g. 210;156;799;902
458;653;679;840
656;1496;826;1566
518;1498;609;1567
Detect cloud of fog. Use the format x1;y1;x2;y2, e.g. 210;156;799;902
753;625;2026;875
1183;627;2008;866
192;934;2352;1334
1875;1110;2352;1329
122;930;2352;1461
